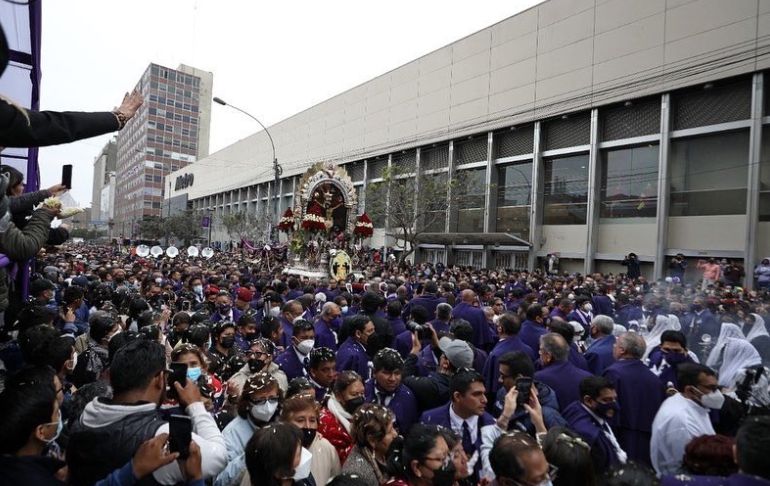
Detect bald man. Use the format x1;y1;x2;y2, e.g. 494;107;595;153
452;289;495;350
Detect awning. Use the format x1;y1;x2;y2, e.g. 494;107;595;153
414;232;532;247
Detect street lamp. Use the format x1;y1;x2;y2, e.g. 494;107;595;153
213;96;282;240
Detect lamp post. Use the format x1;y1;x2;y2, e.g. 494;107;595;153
213;96;281;240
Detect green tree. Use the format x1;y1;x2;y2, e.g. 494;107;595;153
221;206;272;244
137;216;164;241
167;210;203;246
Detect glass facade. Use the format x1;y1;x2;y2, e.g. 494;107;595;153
543;154;589;224
600;145;659;219
495;162;532;238
455;168;486;233
669;130;749;216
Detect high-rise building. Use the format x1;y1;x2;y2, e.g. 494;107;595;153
113;63;212;239
90;137;117;227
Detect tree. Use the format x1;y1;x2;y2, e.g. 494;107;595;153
221;206;272;244
167;210;204;246
365;165;460;263
137;216;164;241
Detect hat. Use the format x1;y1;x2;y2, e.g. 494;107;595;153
315;292;327;303
30;278;55;296
437;336;473;370
236;288;254;302
72;276;89;288
205;285;220;297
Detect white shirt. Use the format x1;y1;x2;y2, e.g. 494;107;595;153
650;393;715;476
449;404;480;471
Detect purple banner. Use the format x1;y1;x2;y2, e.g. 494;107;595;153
201;216;210;228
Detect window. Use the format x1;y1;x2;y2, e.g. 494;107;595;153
454;168;486;233
455;250;483;269
421;173;448;232
760;130;770;221
496;162;532;238
600;144;659;219
669;130;749;216
543;154;588;224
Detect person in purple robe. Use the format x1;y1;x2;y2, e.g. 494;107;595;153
336;315;375;380
210;292;243;324
275;319;315;381
603;332;665;467
286;277;304;301
278;300;304;350
453;290;495;350
550;298;572;321
534;333;593;411
584;315;617;375
482;313;536;396
519;304;548;352
648;330;696;390
308;347;337;403
545;320;590;372
567;296;594;339
592;285;615;317
429;302;453;335
449;319;488;374
364;348;419;433
562;376;627;472
314;302;341;350
386;300;407;336
403;280;447;322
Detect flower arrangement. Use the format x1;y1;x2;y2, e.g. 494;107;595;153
301;201;326;231
354;212;374;238
278;208;295;232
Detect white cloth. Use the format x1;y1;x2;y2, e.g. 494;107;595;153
650;393;715;476
706;323;745;368
643;315;680;360
746;314;770;342
327;394;353;434
718;338;762;388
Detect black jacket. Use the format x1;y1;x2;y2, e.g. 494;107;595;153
402;353;451;413
0;454;65;486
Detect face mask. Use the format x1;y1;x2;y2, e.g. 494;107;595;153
583;303;593;312
293;315;304;324
218;305;231;315
297;339;315;355
428;460;456;486
187;367;202;382
696;388;725;410
244;332;258;342
594;401;620;419
67;352;78;372
269;306;281;317
344;396;365;415
193;285;203;294
248;358;266;373
293;447;313;481
155;277;162;284
42;410;63;444
301;428;316;448
664;352;687;365
341;306;349;314
250;398;279;423
220;336;235;349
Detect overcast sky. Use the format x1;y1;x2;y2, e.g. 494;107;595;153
35;0;543;209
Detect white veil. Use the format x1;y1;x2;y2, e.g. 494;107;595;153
718;338;762;388
746;313;770;342
643;315;680;360
706;323;745;368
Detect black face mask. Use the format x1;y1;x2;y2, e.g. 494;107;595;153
220;336;235;349
301;428;316;448
427;461;456;486
248;358;266;373
344;396;365;415
244;332;258;342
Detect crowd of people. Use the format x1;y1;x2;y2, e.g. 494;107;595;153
0;239;766;486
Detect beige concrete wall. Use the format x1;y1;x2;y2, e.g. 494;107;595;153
667;215;746;252
541;225;587;255
597;220;657;256
595;260;654;279
169;0;770;203
757;222;770;261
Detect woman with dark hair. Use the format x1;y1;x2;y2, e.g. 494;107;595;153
385;423;455;486
437;428;471;486
318;370;365;463
602;462;659;486
341;403;397;486
171;343;224;413
244;422;314;486
542;427;597;486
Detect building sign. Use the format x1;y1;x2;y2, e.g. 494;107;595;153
175;173;194;191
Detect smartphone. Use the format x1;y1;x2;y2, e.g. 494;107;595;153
515;377;533;405
168;414;192;459
168;362;188;400
62;164;73;189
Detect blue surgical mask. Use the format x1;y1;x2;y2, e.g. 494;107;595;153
43;410;63;444
187;367;202;382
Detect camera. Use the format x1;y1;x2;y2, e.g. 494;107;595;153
407;321;432;341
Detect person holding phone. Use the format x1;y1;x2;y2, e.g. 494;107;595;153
66;339;227;485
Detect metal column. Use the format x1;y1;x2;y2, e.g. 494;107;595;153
653;94;672;280
483;131;496;268
445;141;456;265
528;122;544;272
745;73;764;288
413;148;421;262
584;109;600;275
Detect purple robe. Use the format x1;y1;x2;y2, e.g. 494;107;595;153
388;316;407;336
314;318;338;350
584;335;616;375
603;359;665;467
403;294;446;321
275;347;308;382
279;317;293;350
519;320;547;352
482;336;537;394
430;318;451;335
336;337;370;379
534;361;593;411
364;380;419;433
453;302;495;348
562;401;623;471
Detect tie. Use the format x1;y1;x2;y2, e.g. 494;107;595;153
462;421;474;455
378;392;387;406
303;357;309;368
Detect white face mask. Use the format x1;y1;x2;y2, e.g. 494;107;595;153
67;352;78;371
341;306;349;314
193;285;203;294
269;306;281;318
583;303;593;312
293;315;304;324
697;389;725;410
293;447;313;480
250;399;279;423
296;339;315;355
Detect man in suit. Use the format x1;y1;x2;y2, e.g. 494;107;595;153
308;347;337;403
562;376;627;472
365;348;419;433
314;302;341;350
336;314;375;379
420;369;498;481
519;304;548;352
482;313;536;397
275;319;316;381
279;300;304;350
359;292;394;357
584;315;617;375
534;333;593;411
453;289;495;350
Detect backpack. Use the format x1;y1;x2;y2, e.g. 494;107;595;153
70;345;106;387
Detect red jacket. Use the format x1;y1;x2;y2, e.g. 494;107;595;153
318;407;353;463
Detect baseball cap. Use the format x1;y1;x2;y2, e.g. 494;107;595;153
438;336;473;370
236;288;255;302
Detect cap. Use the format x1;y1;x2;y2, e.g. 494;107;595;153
437;336;473;370
30;278;55;296
72;276;89;288
205;285;220;297
237;288;254;302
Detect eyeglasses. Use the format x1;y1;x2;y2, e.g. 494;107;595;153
248;396;281;406
423;450;463;467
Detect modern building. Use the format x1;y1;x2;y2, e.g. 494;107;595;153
114;63;212;239
89;137;117;228
166;0;770;285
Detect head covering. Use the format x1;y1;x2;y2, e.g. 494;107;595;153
643;315;680;359
745;314;770;343
718;338;762;388
236;287;254;302
438;336;473;369
706;323;746;368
